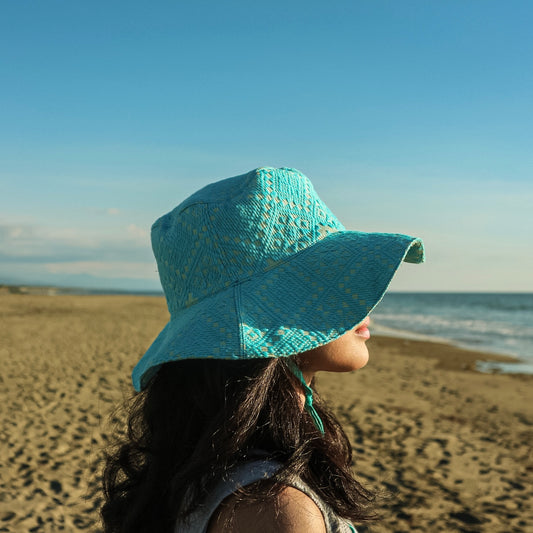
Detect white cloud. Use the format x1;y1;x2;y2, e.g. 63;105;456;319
0;221;152;264
127;223;149;240
8;227;24;239
0;224;35;240
107;207;121;216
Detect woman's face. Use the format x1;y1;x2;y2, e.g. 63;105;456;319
296;317;371;383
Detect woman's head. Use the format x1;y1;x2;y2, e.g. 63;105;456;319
103;167;424;532
132;167;424;392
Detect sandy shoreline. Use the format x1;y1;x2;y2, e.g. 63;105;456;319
0;294;531;532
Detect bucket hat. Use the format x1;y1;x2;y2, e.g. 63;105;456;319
133;167;424;391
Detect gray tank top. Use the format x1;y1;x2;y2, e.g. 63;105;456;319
174;459;357;532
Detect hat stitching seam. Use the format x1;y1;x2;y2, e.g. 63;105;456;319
181;204;209;306
201;203;235;291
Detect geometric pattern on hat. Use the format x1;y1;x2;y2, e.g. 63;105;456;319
132;167;424;390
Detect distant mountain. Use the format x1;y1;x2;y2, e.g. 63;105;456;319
0;284;163;296
0;272;162;293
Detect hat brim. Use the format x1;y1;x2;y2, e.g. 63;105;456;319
132;231;424;390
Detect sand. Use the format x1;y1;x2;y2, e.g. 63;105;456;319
0;293;531;532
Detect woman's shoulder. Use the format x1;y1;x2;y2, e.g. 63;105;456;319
207;485;327;533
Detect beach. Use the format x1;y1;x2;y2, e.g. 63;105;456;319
0;293;531;532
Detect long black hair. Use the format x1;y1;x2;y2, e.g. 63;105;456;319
101;357;377;532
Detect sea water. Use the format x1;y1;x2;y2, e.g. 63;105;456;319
371;293;533;374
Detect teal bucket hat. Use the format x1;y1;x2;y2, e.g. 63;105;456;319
132;167;424;391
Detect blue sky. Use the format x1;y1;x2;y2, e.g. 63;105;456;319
1;0;532;292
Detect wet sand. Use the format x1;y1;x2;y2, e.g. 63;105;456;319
0;294;531;532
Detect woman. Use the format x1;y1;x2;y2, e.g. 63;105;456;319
102;167;424;532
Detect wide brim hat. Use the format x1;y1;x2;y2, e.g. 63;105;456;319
133;167;424;391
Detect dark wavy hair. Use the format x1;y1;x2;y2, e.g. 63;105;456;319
101;357;377;532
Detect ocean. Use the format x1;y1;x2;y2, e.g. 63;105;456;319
371;293;533;374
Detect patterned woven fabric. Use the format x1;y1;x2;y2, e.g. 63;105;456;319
132;167;424;390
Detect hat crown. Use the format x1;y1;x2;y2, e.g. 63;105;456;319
152;167;344;315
